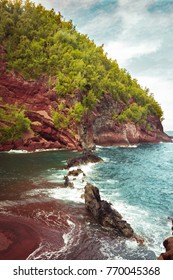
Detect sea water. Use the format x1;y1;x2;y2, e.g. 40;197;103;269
0;139;173;259
87;143;173;257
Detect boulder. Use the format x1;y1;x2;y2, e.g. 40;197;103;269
67;169;86;177
84;182;135;239
158;237;173;260
67;150;103;168
63;176;74;188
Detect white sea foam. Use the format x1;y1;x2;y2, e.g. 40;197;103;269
8;149;28;154
101;157;110;162
125;239;138;249
34;148;66;153
100;238;124;260
27;215;80;260
80;162;97;175
119;144;138;148
7;148;70;154
105;198;170;256
96;145;104;149
56;217;81;258
27;241;48;260
48;187;84;203
63;218;76;245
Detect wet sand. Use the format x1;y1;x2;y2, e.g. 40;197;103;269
0;199;77;260
0;216;40;260
0;199;106;260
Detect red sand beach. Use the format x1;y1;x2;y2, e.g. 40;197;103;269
0;216;40;260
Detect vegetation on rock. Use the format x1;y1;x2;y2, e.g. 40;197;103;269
0;0;164;142
0;103;31;142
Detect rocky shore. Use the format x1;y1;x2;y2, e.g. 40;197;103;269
0;149;171;260
64;152;144;244
64;152;172;259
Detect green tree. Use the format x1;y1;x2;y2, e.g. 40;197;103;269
0;0;164;131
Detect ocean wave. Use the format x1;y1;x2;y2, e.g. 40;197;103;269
47;187;84;204
6;148;70;154
119;144;138;148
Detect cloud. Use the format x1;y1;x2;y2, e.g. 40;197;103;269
104;40;161;66
54;0;99;9
148;0;173;13
136;76;173;130
49;0;173;72
102;0;172;66
34;0;102;14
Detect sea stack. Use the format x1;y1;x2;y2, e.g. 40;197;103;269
84;182;144;243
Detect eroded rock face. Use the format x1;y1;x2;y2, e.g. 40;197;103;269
0;47;81;151
77;94;171;148
84;183;135;238
92;113;171;146
158;237;173;260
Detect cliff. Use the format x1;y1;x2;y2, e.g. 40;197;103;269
0;46;171;152
0;46;80;151
79;93;171;149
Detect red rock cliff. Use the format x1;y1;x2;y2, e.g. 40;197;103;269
0;46;81;151
0;46;171;152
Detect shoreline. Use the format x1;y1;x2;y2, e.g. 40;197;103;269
0;146;172;257
0;140;173;155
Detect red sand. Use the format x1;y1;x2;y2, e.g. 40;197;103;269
0;217;40;260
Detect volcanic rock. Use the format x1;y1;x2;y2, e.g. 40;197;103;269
84;182;135;238
158;237;173;260
67;169;86;177
64;176;74;188
67;150;103;168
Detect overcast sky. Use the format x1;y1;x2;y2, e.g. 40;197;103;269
34;0;173;131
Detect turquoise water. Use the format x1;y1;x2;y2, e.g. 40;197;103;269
88;143;173;256
0;141;173;259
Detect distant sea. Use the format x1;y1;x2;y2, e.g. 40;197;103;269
0;132;173;260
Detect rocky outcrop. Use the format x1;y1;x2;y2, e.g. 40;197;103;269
91;94;171;146
158;237;173;260
68;169;86;177
67;150;103;168
0;109;81;151
84;182;144;243
93;122;171;146
77;94;171;148
63;176;74;188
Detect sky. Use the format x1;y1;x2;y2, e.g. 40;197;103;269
33;0;173;131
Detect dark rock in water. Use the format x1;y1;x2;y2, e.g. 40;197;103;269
67;151;103;168
64;176;74;188
84;183;135;239
68;169;86;177
158;237;173;260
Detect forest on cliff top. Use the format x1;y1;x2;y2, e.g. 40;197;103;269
0;0;163;142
